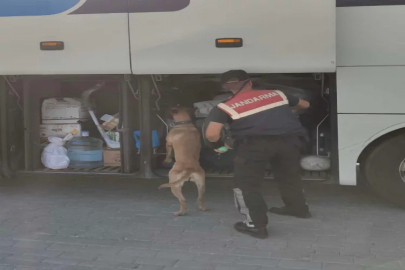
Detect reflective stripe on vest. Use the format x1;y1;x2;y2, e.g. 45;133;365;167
217;90;288;120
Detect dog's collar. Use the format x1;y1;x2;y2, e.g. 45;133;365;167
171;120;193;127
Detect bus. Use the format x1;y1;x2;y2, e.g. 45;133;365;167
0;0;405;207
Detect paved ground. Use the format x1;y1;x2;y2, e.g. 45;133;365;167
0;176;405;270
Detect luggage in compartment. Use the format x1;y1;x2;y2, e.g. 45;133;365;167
193;93;232;118
41;98;90;124
40;124;82;144
193;100;222;118
103;148;121;167
67;137;104;169
7;76;141;176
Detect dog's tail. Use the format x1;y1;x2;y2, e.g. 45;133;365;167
158;171;191;189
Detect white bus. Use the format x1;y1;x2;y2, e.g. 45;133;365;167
0;0;404;207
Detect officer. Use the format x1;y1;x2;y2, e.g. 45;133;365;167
204;70;311;239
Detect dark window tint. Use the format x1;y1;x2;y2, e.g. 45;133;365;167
337;0;405;7
71;0;190;14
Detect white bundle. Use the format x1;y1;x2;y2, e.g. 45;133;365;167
300;156;331;171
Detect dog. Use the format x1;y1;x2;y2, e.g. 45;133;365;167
158;107;207;216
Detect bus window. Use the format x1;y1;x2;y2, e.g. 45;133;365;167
337;0;405;7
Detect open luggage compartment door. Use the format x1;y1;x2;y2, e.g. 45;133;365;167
129;0;336;74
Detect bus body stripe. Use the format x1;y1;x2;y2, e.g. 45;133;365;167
1;0;405;17
0;0;191;17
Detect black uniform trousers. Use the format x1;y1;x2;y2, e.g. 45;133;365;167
233;135;307;227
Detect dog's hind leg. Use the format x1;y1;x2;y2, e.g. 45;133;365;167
171;185;187;216
191;170;207;212
169;170;188;216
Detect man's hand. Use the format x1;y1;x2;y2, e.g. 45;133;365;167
292;99;310;110
214;144;232;154
214;147;228;154
291;99;310;115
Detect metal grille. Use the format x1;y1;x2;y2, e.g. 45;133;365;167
156;168;329;181
22;167;329;181
32;166;122;175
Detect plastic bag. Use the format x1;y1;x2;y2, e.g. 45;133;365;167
41;134;73;170
300;155;330;171
193;100;222;118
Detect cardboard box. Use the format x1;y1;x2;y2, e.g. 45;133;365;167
42;98;90;124
103;149;121;167
40;124;81;143
101;114;119;131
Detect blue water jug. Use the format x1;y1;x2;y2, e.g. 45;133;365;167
133;130;160;149
67;137;103;169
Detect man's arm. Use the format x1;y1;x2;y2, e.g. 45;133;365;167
283;92;310;112
205;122;224;142
203;107;231;148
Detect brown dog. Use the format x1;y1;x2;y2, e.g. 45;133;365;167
158;107;207;216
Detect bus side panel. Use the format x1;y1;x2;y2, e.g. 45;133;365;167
0;13;130;75
337;6;405;66
337;67;405;114
129;0;336;74
338;114;405;186
337;66;405;185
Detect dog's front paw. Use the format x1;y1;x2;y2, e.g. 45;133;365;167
162;159;174;169
163;158;173;164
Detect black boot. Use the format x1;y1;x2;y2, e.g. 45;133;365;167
234;222;268;239
269;206;311;219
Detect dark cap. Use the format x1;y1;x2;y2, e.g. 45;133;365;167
220;70;249;85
